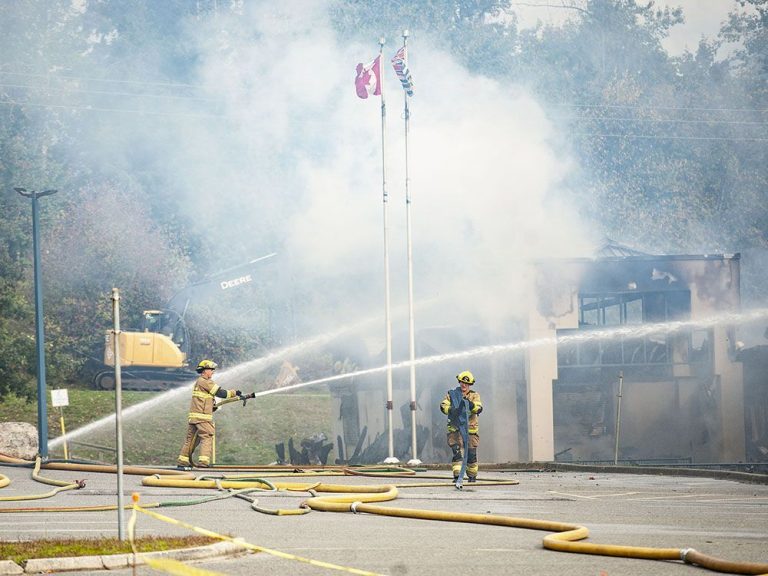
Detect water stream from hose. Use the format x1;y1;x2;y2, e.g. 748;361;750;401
48;318;374;449
49;307;768;450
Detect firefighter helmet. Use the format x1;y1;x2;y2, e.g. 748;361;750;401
456;371;475;385
196;359;218;373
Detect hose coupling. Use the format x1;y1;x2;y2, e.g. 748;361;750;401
76;479;86;489
350;501;363;514
680;548;695;563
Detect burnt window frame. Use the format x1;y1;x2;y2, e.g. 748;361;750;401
559;290;691;368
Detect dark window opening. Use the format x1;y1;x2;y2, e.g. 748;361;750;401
560;290;691;370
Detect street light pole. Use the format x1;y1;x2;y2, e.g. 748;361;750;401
15;187;58;460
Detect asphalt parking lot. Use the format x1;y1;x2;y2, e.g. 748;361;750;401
1;462;767;576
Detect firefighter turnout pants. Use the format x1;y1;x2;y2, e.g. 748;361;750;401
178;420;215;467
447;431;479;480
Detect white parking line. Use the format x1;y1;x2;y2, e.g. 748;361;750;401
630;493;731;501
5;521;118;525
548;491;597;499
0;529;156;533
547;491;641;499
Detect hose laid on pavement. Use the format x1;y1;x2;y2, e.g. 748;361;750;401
0;454;226;510
141;473;768;574
129;494;382;576
0;452;191;477
300;483;768;575
2;456;766;575
229;488;312;515
0;457;84;502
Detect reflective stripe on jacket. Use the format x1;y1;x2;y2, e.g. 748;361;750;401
440;389;482;434
187;375;235;423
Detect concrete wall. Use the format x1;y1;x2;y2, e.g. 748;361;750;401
328;254;746;465
535;254;745;464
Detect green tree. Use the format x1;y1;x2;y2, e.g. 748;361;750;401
330;0;519;76
41;179;191;384
0;1;196;392
722;0;768;102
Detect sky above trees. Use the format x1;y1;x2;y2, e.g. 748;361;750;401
512;0;747;55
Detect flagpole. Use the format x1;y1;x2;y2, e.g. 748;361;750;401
379;36;398;465
401;30;421;467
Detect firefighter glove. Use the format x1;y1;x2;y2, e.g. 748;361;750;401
235;390;242;397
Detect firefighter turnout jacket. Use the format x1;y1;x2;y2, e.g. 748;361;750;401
440;388;483;434
187;375;237;422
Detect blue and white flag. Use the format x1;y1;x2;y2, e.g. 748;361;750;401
391;46;414;97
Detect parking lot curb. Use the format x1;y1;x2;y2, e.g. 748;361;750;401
12;540;249;574
0;560;23;575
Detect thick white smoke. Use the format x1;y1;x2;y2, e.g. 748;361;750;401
152;2;594;349
28;0;595;355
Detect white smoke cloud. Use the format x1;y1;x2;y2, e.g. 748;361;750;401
131;1;595;348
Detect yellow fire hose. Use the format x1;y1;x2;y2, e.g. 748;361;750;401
190;465;418;476
129;493;382;576
0;454;194;506
0;452;192;477
0;456;84;502
141;473;768;575
346;501;768;575
1;456;766;575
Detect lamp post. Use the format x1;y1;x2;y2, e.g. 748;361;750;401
15;187;57;460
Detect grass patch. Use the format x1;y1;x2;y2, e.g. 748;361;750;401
1;388;334;466
0;389;156;435
0;535;220;565
72;391;334;465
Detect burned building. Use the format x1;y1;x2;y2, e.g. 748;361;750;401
529;242;745;464
329;242;758;466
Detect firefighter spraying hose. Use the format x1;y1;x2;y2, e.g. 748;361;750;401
2;417;767;574
5;364;762;573
176;360;255;469
214;390;257;409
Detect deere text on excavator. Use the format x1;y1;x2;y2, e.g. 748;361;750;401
92;253;276;391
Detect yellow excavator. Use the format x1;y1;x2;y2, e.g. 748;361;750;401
92;253;276;390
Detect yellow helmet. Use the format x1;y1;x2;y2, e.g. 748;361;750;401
457;370;475;385
196;359;218;373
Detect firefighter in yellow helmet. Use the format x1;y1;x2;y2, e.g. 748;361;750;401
176;360;241;469
440;370;483;485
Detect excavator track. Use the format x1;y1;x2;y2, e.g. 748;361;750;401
92;369;195;391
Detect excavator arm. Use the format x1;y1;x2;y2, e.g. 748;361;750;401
95;253;277;390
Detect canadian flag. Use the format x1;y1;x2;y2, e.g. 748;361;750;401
355;55;381;99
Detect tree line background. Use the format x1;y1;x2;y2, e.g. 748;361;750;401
1;0;766;400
